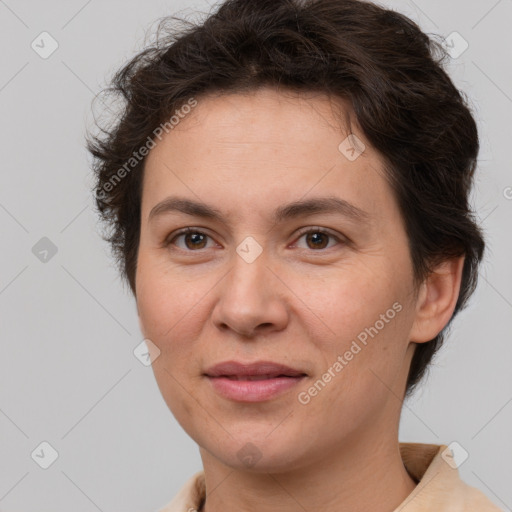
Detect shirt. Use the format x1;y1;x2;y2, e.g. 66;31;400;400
156;442;503;511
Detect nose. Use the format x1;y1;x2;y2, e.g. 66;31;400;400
210;248;289;338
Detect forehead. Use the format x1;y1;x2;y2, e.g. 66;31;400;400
146;87;358;165
141;87;398;227
170;87;353;144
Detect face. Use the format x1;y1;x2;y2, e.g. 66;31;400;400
136;87;421;472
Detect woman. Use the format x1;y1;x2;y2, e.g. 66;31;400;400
87;0;501;510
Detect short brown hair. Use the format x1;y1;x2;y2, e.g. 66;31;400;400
86;0;485;396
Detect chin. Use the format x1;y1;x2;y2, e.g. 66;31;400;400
199;431;312;474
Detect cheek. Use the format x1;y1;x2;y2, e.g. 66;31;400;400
136;257;208;424
296;304;410;437
293;264;401;349
135;255;208;366
293;263;411;397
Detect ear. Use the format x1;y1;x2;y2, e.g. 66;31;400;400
409;255;465;343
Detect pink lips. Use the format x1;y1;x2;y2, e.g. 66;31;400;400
204;360;307;402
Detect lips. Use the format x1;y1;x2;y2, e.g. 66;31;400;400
204;360;307;402
204;360;307;379
223;375;289;381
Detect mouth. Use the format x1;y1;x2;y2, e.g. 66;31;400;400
204;360;307;378
204;360;307;402
217;374;306;381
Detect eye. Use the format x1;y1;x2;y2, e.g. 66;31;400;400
166;228;217;251
164;226;346;252
293;227;345;251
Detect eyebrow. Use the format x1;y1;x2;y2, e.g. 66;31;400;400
148;195;371;226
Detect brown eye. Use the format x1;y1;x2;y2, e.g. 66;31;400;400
294;228;344;251
167;228;215;251
183;232;208;250
305;231;330;249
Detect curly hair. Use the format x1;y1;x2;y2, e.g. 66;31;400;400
86;0;485;396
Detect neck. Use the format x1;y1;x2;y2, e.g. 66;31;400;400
199;430;417;512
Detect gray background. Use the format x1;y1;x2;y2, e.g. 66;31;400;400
0;0;511;510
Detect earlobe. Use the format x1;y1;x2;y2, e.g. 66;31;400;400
409;256;465;343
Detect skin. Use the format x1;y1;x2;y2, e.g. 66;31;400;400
135;87;464;512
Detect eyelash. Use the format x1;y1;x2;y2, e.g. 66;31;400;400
164;226;347;252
